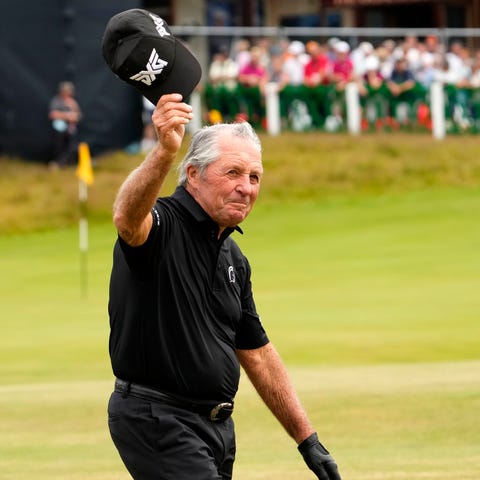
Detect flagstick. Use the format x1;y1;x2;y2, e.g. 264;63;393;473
79;179;89;297
76;141;94;298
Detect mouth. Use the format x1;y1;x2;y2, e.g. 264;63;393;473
228;200;249;208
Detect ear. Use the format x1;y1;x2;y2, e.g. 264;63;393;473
186;164;199;185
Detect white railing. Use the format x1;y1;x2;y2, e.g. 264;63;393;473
189;82;453;139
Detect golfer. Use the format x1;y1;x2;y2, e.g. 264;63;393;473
107;93;341;480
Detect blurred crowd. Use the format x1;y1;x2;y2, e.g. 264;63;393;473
203;34;480;132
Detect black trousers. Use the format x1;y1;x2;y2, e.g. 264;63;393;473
51;129;76;165
108;391;236;480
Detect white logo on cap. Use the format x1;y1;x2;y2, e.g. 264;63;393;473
130;48;168;86
149;14;170;37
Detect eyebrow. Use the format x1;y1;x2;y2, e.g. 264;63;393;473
224;161;263;174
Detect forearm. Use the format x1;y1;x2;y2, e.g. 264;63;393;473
113;144;175;245
113;94;192;245
238;343;314;444
239;343;342;479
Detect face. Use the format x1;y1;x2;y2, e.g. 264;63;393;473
186;135;263;232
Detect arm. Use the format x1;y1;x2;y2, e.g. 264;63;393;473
237;342;341;479
113;94;193;246
49;97;81;123
237;342;314;443
49;108;80;123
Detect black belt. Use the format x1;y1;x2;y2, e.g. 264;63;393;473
114;378;234;422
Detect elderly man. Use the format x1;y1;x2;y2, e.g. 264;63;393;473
107;93;342;480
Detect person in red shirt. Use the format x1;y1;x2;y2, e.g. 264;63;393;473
237;46;269;126
323;41;355;128
304;41;332;128
331;41;354;91
304;41;331;87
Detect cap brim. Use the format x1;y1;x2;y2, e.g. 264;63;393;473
138;39;202;105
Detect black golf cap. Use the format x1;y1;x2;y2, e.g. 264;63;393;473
102;9;202;104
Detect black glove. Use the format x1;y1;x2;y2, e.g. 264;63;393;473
298;432;341;480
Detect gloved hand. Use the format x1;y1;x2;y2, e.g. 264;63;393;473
298;432;341;480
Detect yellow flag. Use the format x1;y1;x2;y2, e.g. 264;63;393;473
76;142;94;185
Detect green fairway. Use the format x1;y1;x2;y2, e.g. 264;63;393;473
1;361;478;479
1;185;479;479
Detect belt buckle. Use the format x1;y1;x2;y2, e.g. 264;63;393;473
209;402;233;422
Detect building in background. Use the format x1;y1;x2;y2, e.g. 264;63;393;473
163;1;480;31
319;0;479;30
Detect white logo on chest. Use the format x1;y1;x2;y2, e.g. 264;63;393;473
228;266;235;283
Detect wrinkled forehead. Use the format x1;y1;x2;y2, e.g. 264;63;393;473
217;133;262;155
217;139;262;168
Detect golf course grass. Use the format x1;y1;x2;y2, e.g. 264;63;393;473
1;132;479;478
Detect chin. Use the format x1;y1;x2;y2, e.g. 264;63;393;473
226;214;246;228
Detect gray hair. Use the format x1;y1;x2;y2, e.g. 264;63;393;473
177;122;262;186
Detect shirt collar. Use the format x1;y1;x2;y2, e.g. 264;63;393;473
172;186;244;237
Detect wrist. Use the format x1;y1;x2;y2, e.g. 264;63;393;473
298;432;319;452
145;143;177;168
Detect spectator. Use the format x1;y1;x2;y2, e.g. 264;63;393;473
304;41;331;87
48;81;81;168
454;46;473;87
445;41;465;77
451;46;474;128
209;46;239;90
232;38;251;72
267;53;284;84
238;46;268;90
304;41;332;128
378;40;396;79
386;57;416;96
256;37;275;71
433;49;474;131
415;52;437;89
358;55;389;129
326;37;341;62
237;46;269;126
351;41;374;78
326;41;354;129
358;55;384;96
432;57;457;85
331;41;354;91
205;46;239;123
281;40;307;87
396;34;422;74
425;35;441;56
278;40;310;128
470;57;480;88
386;57;416;125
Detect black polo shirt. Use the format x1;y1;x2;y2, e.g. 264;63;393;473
108;186;269;401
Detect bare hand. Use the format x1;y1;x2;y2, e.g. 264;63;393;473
152;94;193;154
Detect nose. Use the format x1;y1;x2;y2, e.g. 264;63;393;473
235;174;255;195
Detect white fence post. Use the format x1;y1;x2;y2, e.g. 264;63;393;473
265;82;281;136
346;82;361;135
187;90;203;134
430;82;446;140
